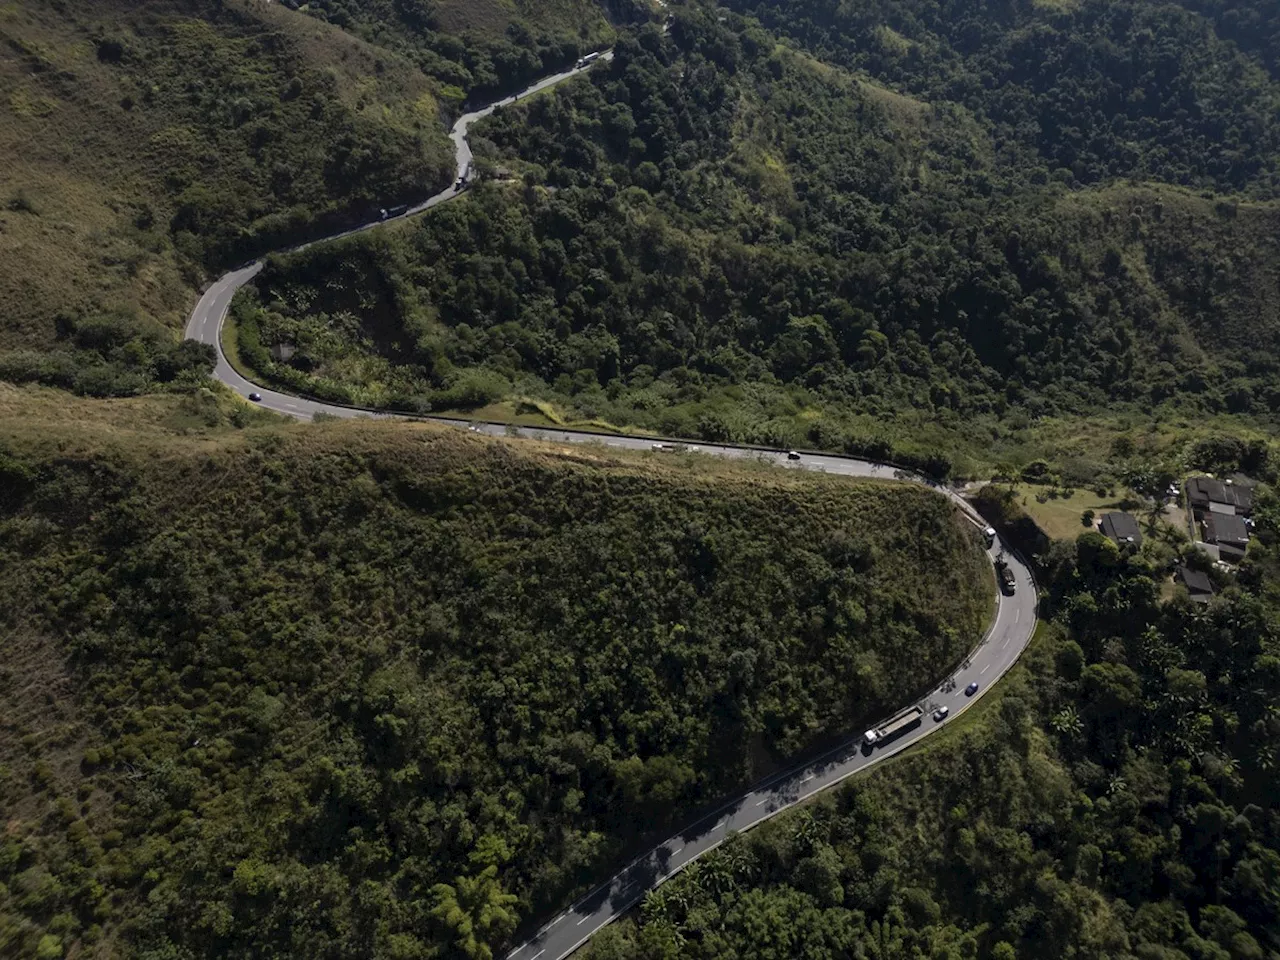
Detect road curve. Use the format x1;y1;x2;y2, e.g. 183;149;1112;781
184;48;1038;960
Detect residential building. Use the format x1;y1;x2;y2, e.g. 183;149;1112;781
1099;511;1142;547
1175;566;1214;604
1186;476;1254;517
1205;512;1250;562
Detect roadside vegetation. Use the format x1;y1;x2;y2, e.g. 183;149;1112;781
232;2;1280;473
584;508;1280;959
0;407;989;959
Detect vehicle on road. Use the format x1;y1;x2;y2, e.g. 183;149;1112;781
995;557;1016;594
652;442;674;452
932;706;949;722
965;681;979;696
576;51;602;68
786;450;801;460
863;705;923;747
248;392;261;402
983;526;996;548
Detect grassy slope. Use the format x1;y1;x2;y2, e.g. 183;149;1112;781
0;392;989;958
2;0;616;354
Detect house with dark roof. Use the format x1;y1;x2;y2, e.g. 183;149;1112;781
1205;512;1250;562
1175;566;1214;603
1099;511;1142;547
1186;476;1254;517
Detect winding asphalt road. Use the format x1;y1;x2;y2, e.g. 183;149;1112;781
183;49;1038;960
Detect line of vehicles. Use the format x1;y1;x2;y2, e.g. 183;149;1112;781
860;523;1007;750
979;523;1017;594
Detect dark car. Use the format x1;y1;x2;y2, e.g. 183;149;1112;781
248;392;262;402
932;706;949;722
786;450;801;460
965;681;979;696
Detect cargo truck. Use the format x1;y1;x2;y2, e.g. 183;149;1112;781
995;557;1016;595
862;705;923;747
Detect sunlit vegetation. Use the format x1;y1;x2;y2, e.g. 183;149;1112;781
236;4;1280;472
0;0;619;391
0;416;988;958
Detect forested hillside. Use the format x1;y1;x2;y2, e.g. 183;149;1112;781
0;0;616;378
584;511;1280;959
234;2;1280;464
0;406;989;958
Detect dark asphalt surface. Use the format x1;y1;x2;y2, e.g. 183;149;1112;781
183;47;1038;960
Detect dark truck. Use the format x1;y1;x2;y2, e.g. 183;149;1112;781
995;557;1016;595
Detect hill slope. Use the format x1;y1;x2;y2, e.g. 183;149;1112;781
0;399;989;959
232;9;1280;468
0;0;618;366
583;541;1280;959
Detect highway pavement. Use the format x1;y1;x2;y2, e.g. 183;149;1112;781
183;45;1039;960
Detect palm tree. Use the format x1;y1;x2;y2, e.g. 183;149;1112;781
430;865;519;960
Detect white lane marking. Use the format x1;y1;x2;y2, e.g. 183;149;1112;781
801;774;814;783
981;663;991;674
755;797;768;807
576;914;590;926
714;818;726;830
533;951;545;960
671;847;683;855
550;915;563;926
1015;610;1021;623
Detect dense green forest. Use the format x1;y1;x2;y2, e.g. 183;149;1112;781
582;496;1280;960
234;2;1280;465
0;416;988;958
292;0;622;100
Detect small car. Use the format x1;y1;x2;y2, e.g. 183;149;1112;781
786;450;801;460
248;392;262;402
965;681;980;696
932;706;949;722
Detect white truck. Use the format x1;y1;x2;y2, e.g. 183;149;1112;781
863;705;924;747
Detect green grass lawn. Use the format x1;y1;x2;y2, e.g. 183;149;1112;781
1009;485;1125;540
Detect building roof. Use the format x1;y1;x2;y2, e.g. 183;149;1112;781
1100;511;1143;546
1206;512;1250;547
1187;476;1254;514
1177;566;1214;596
